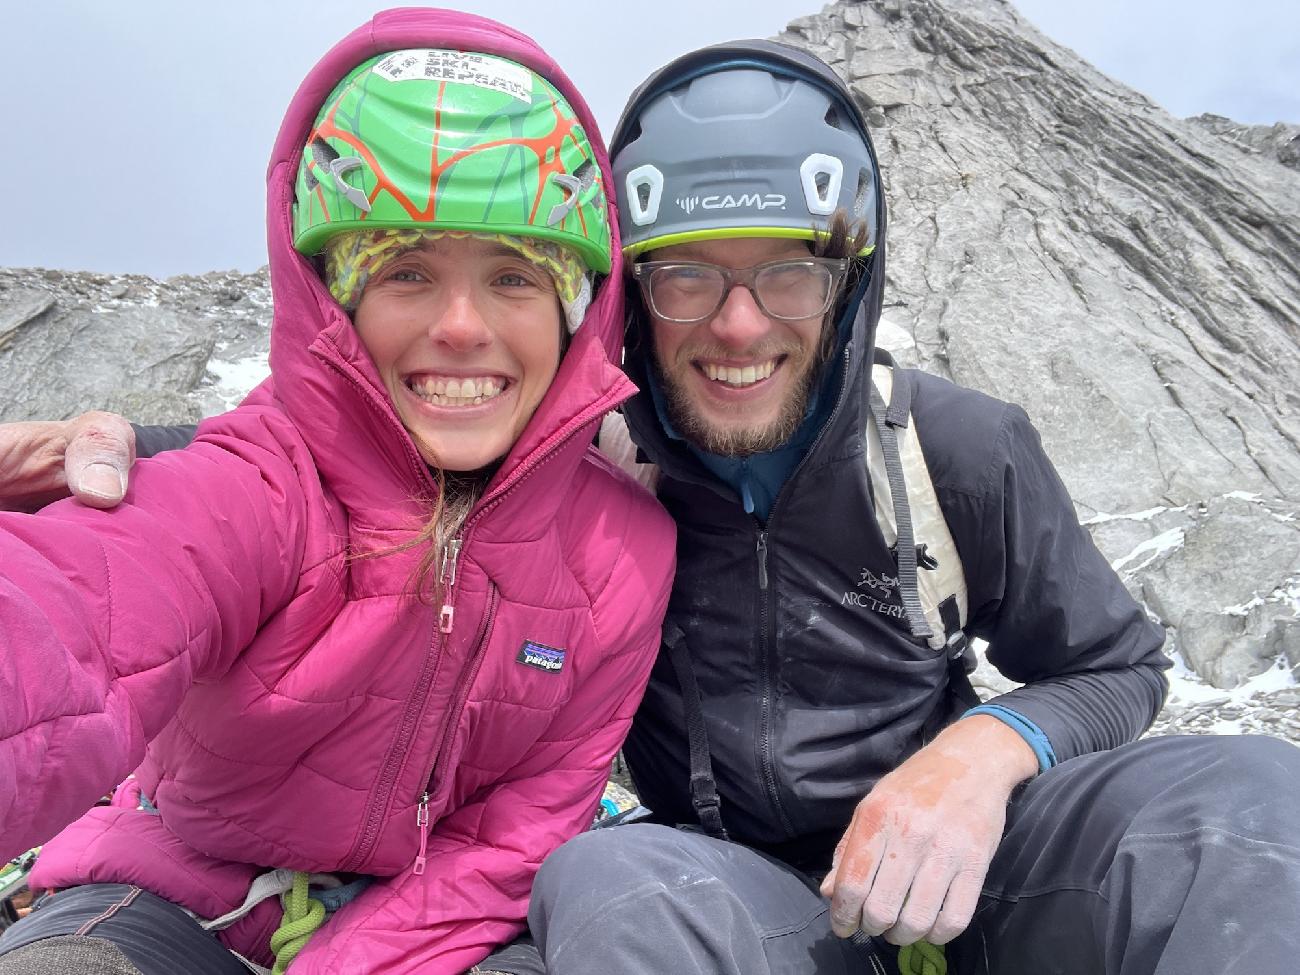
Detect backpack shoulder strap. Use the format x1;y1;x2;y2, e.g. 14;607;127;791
866;364;969;650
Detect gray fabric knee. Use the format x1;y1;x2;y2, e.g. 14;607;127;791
0;935;141;975
534;824;679;898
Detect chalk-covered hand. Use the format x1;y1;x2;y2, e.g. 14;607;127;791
820;714;1038;946
0;411;136;511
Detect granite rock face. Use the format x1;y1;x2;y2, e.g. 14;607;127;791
1;0;1297;690
0;268;272;424
780;0;1298;689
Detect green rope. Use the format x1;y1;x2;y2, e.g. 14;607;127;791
269;871;326;974
898;940;946;975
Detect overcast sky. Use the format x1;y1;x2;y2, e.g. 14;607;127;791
4;0;1296;277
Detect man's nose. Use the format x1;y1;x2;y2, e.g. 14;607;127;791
707;284;772;349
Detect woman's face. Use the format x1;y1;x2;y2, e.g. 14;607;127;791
352;235;563;471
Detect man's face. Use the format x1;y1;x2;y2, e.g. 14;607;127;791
644;237;830;457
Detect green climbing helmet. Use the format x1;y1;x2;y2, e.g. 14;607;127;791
293;49;612;273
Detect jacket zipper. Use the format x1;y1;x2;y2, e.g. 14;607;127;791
400;411;593;874
412;532;470;872
355;416;595;872
319;328;623;875
438;538;463;633
344;614;443;872
416;583;501;858
755;346;855;838
413;791;431;875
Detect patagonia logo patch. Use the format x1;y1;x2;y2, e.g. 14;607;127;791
517;640;566;674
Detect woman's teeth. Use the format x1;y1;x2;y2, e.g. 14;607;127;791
702;359;776;387
408;376;505;406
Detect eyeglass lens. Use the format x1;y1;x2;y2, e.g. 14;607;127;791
648;262;837;322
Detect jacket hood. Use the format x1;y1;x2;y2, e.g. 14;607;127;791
610;40;888;490
261;8;632;525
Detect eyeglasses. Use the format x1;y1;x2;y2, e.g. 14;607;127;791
631;257;850;324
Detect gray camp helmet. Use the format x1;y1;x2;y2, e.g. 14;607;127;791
614;63;878;258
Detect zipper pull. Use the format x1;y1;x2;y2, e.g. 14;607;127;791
756;531;769;590
413;791;430;876
438;538;462;634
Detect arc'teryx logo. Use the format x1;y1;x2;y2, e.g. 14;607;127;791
676;192;787;215
842;567;904;620
857;568;898;597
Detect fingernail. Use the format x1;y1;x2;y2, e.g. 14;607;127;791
79;463;126;501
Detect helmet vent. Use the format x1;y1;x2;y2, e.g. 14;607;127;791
855;168;873;217
625;164;664;227
824;104;844;130
305;137;341;191
799;153;843;216
310;137;340;169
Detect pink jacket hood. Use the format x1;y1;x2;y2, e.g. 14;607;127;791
265;7;633;524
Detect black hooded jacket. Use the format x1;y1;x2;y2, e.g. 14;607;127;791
609;41;1169;873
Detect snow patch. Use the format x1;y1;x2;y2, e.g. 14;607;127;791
874;316;914;354
1111;527;1185;574
1222;578;1300;618
1082;505;1184;526
205;354;270;411
1223;490;1263;503
1209;719;1244;735
1166;652;1296;706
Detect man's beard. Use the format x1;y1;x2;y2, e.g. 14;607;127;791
654;344;821;458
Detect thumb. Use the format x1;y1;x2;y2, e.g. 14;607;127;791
74;462;128;506
65;412;135;508
820;840;846;897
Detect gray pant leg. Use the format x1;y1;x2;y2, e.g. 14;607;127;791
517;824;888;975
0;937;141;975
0;884;248;975
955;734;1300;975
473;935;546;975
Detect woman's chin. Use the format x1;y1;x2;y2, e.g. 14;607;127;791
409;431;512;474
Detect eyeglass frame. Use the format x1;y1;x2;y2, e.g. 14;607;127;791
630;256;851;324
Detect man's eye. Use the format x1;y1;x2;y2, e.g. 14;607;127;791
497;272;530;287
661;267;716;290
386;267;424;283
762;265;814;289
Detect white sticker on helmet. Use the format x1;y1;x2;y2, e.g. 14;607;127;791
800;153;843;216
371;50;533;103
625;165;664;227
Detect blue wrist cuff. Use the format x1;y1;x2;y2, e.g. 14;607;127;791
963;704;1056;774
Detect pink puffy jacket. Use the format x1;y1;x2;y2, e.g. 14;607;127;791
0;9;675;972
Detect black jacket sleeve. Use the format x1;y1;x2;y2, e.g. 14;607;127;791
131;424;199;458
942;403;1169;763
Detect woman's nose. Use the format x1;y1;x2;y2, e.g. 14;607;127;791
429;292;492;350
